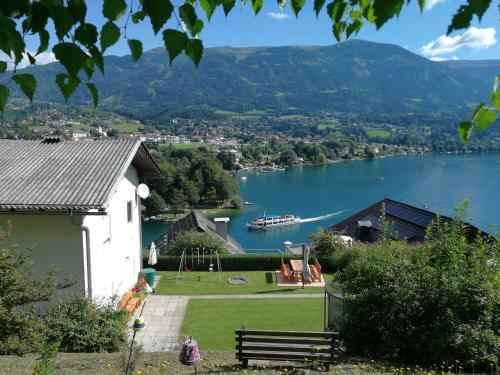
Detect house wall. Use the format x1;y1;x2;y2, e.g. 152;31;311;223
82;165;142;303
0;215;86;296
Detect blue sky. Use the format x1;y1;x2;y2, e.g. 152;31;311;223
22;0;499;66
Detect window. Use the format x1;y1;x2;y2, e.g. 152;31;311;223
127;201;132;223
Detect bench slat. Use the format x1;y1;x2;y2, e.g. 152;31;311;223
236;336;333;346
236;329;336;338
238;352;331;362
237;345;331;354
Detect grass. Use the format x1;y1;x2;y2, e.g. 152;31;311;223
181;298;325;350
69;123;93;132
318;123;338;130
366;128;391;139
195;207;240;220
155;271;334;295
169;142;205;150
1;351;476;374
109;122;144;133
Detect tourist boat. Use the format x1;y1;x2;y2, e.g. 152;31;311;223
246;212;301;230
243;201;254;206
240;176;247;181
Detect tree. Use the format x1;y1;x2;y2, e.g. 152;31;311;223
169;188;187;216
216;150;237;171
0;1;497;143
162;230;226;255
142;190;166;214
279;149;297;166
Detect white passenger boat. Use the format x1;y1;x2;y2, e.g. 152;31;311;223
246;212;301;230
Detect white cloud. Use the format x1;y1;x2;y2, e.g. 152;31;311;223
2;51;56;70
430;56;459;61
420;27;496;58
424;0;446;10
267;12;290;20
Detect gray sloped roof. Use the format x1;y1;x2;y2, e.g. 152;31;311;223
0;139;162;211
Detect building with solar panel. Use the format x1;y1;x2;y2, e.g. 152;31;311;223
328;198;490;244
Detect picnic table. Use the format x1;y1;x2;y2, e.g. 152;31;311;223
290;260;313;282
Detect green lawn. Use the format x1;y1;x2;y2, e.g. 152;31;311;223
366;128;391;139
155;271;334;295
181;298;325;350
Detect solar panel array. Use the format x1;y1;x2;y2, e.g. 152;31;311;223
361;213;419;240
385;203;434;227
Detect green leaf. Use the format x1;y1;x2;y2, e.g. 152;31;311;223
51;5;76;40
314;0;326;16
86;83;99;107
89;47;104;74
83;57;94;79
327;0;347;23
100;21;121;52
68;0;88;22
490;78;500;110
185;39;203;67
457;121;473;144
163;29;188;64
252;0;264;14
37;30;50;55
372;0;404;29
417;0;425;12
469;0;491;21
13;74;36;103
127;39;143;62
0;18;25;64
0;61;6;73
131;11;146;23
142;0;174;34
447;5;473;34
52;43;87;76
0;85;9;112
222;0;236;15
28;2;50;32
103;0;128;21
472;104;497;132
350;9;362;20
55;73;81;103
290;0;306;17
332;20;346;41
27;52;36;65
346;19;362;38
180;4;204;36
75;23;98;48
200;0;216;20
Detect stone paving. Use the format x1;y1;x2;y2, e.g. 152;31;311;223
129;295;189;352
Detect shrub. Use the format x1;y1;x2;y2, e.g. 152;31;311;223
145;252;349;272
44;294;128;353
337;204;499;367
162;230;227;256
309;227;347;262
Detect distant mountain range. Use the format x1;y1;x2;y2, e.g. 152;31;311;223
13;40;499;122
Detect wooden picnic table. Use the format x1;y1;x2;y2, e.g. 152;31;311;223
289;259;313;282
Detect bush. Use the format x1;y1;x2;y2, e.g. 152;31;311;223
337;204;499;367
309;227;347;262
44;294;128;353
162;230;227;256
145;252;349;272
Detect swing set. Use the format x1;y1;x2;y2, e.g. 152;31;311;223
176;247;223;282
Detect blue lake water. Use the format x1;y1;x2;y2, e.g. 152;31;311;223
143;153;500;250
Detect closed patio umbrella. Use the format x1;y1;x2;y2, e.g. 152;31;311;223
302;244;311;284
148;242;157;266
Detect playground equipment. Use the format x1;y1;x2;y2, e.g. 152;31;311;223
177;247;223;282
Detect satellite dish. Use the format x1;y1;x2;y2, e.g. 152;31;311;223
137;184;150;199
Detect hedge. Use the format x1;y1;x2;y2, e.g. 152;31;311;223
143;251;353;272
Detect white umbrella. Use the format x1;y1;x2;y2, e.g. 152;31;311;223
302;244;311;281
148;242;157;266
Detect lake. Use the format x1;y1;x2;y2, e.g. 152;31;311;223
143;153;500;250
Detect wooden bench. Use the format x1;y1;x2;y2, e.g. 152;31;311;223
235;329;338;371
280;258;292;281
309;264;321;282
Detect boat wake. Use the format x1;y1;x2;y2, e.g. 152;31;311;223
299;210;345;223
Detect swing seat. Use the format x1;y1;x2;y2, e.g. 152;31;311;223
184;266;193;272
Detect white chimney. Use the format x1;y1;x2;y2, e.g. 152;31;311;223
214;217;230;240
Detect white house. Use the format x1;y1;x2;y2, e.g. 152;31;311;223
0;139;163;304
